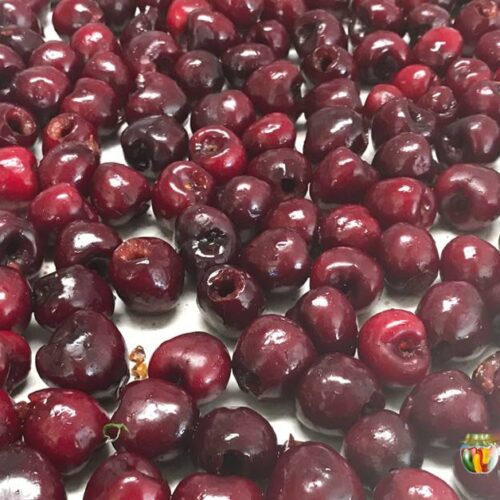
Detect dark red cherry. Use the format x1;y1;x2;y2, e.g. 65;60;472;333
416;281;492;363
400;370;490;447
191;406;278;478
233;314;317;399
407;3;450;43
302;45;356;84
261;0;306;30
196;264;266;338
0;390;21;446
0;0;41;33
97;0;137;32
0;103;37;148
52;0;104;39
0;210;43;276
245;19;290;58
416;85;458;125
0;43;24;101
110;378;198;461
29;40;82;81
33;264;114;331
36;310;128;399
70;22;118;64
475;28;500;69
296;353;385;434
413;27;463;73
23;388;108;474
0;266;31;333
149;331;231;404
363;83;402;121
0;26;44;64
444;57;492;97
210;0;263;27
286;286;358;355
0;443;66;500
454;0;500;50
310;247;384;311
0;330;31;392
472;351;500;423
110;237;184;314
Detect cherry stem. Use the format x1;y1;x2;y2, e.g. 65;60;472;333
103;422;129;443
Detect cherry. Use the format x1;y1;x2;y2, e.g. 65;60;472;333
310;247;384;311
149;331;231;404
413;27;463;73
0;0;41;33
0;43;24;101
266;442;365;500
318;204;380;256
110;378;198;461
296;353;385;434
286;286;358;355
303;78;362;117
0;103;37;148
0;266;32;333
36;310;128;399
210;0;264;27
245;19;290;58
363;83;402;120
110;237;184;315
23;388;108;474
0;389;21;447
0;330;30;393
0;210;43;276
191;406;278;478
473;351;500;423
416;85;459;125
359;309;430;387
400;370;490;447
475;28;500;69
233;314;317;399
261;0;306;30
239;228;310;292
165;0;212;41
444;57;493;97
407;3;450;42
0;26;44;63
97;0;136;32
392;64;438;101
29;40;82;81
0;443;66;500
52;0;104;38
454;0;500;50
196;264;266;338
302;45;356;84
344;410;423;488
70;22;118;63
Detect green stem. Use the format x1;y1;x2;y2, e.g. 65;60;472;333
103;422;129;443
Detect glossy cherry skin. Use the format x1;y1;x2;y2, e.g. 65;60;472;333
149;332;230;404
0;146;37;211
413;27;463;73
247;148;311;201
484;282;500;334
417;281;492;363
173;473;263;500
454;0;500;50
90;162;151;226
0;43;24;101
0;26;44;64
434;163;500;231
222;43;275;90
36;310;128;399
416;85;458;125
373;133;435;181
245;19;290;58
363;84;402;121
52;0;104;38
296;353;385;434
173;50;224;100
318;204;381;256
0;103;37;148
475;29;500;69
110;237;184;314
444;57;493;97
61;77;119;135
97;0;136;32
303;79;362;118
435;114;500;164
373;468;459;499
84;452;168;500
233;314;316;399
365;177;436;229
266;441;365;500
0;330;30;392
0;389;21;446
197;264;266;338
304;106;368;163
42;113;98;155
263;198;318;246
38;141;99;195
33;264;114;331
240;228;310;292
54;220;121;273
310;247;384;311
407;3;450;42
292;9;347;57
175;205;238;277
189;125;248;184
125;72;189;124
23;388;108;474
0;210;43;276
0;443;66;500
29;41;81;81
211;0;263;27
152;161;216;230
242;113;295;157
0;267;31;333
354;31;411;83
165;0;213;41
111;378;198;461
459;80;500;121
70;22;118;63
400;370;490;447
191;406;278;478
371;97;436;147
359;309;430;387
244;60;304;117
302;45;356;84
344;410;422;489
286;286;358;355
123;31;180;76
261;0;306;29
379;223;439;294
311;147;378;207
441;235;500;292
0;0;41;33
473;351;500;423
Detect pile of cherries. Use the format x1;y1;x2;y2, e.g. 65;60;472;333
0;0;500;497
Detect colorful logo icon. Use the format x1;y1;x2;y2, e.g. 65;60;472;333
460;434;499;474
